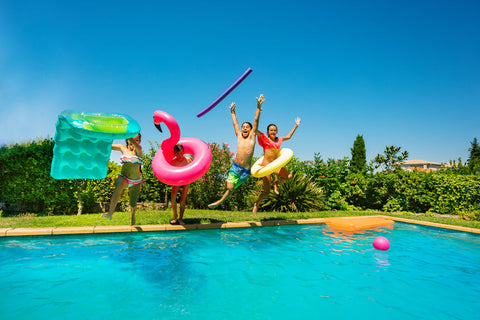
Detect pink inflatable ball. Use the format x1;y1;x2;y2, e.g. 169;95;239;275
373;236;390;251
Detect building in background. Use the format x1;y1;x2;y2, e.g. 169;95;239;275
399;160;443;173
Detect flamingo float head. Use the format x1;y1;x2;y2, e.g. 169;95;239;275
153;110;181;159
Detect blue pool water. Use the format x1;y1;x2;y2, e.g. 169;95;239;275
1;222;479;320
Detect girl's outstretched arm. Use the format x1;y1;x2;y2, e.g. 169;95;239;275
112;144;125;152
282;117;301;141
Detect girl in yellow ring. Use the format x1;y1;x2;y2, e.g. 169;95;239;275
253;117;301;215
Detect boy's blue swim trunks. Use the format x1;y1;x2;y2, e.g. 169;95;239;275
227;162;251;189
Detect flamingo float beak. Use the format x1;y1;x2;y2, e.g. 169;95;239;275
153;111;164;133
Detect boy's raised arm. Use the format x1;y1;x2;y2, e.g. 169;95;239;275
252;94;264;133
230;102;241;136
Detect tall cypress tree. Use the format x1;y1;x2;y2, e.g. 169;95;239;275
468;137;480;173
350;134;367;174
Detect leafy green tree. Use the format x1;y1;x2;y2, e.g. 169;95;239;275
373;145;409;171
303;154;350;198
468;137;480;174
350;134;367;174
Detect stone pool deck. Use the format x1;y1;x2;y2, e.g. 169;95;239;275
1;215;479;237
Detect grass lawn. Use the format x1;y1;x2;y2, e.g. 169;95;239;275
1;209;480;230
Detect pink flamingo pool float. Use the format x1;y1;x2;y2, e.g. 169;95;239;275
152;110;212;186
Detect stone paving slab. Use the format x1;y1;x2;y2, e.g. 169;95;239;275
93;225;133;234
53;226;95;235
387;216;480;234
6;227;53;236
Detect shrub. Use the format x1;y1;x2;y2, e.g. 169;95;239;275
0;139;78;215
428;173;480;214
258;173;325;212
343;173;369;209
303;154;350;198
382;198;403;212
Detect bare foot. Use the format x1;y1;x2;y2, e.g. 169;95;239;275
178;219;186;226
273;182;279;195
208;202;220;209
101;213;112;220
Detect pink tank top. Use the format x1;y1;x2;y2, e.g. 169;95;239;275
258;132;283;150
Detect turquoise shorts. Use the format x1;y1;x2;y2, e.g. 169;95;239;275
227;162;251;189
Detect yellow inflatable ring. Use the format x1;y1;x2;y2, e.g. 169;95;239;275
251;148;294;178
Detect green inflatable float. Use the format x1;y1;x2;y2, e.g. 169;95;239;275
50;110;141;179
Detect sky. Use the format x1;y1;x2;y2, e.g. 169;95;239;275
1;0;479;165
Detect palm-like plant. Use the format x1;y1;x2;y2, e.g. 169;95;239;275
259;173;325;212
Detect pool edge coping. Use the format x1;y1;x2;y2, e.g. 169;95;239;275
1;215;479;237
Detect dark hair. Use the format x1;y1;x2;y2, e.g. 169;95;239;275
267;124;277;131
242;122;253;129
126;133;142;145
174;144;184;153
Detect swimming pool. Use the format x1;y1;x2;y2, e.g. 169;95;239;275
0;222;479;320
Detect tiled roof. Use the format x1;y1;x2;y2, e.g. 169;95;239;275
401;160;442;166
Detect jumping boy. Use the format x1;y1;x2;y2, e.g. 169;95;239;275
208;94;264;208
